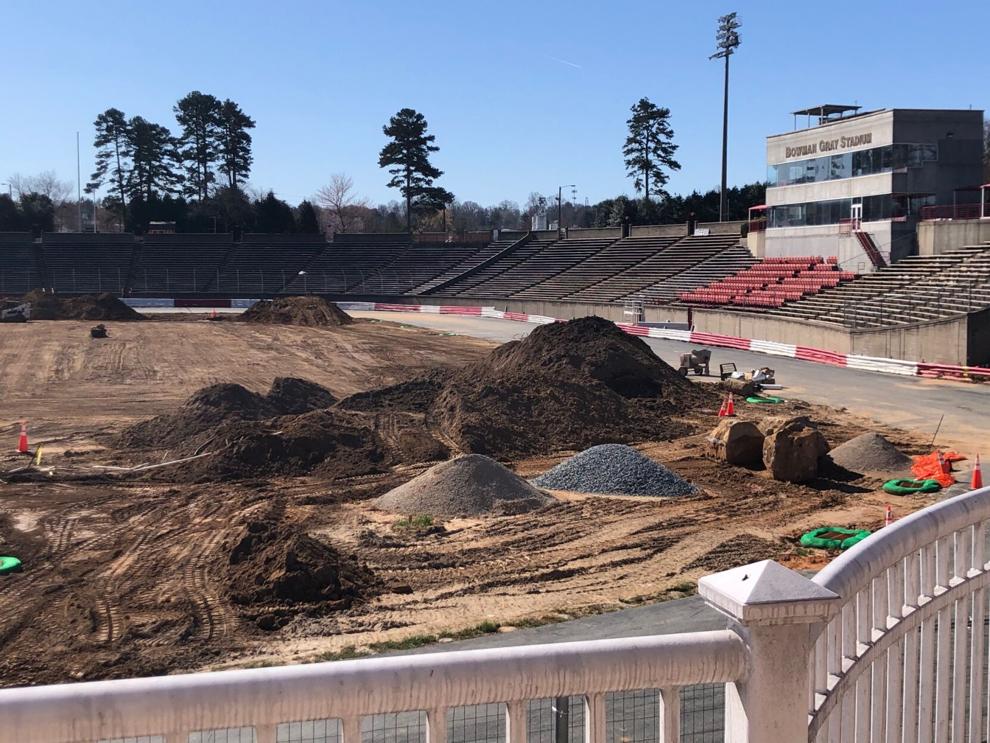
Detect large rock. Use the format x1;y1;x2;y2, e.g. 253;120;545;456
762;419;829;483
759;415;815;437
707;419;765;466
720;378;759;398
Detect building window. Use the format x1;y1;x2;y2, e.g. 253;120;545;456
768;143;938;186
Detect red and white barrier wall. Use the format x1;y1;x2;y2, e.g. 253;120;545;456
122;298;990;383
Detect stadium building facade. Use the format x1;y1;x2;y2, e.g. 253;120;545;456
762;106;984;270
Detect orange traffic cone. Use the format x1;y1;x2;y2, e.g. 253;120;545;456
725;393;736;417
17;420;28;454
717;395;727;417
972;454;984;490
884;504;894;527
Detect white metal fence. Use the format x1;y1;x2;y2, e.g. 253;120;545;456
1;486;988;743
809;484;990;741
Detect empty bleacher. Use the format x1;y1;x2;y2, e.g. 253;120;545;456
133;234;234;293
284;234;409;294
635;244;757;304
214;234;325;294
679;256;855;309
345;241;487;296
768;244;990;327
432;237;556;297
488;237;616;300
0;232;40;295
567;233;742;303
414;238;519;294
42;233;136;293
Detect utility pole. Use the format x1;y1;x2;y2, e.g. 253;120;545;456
710;12;741;222
557;184;575;236
76;131;83;232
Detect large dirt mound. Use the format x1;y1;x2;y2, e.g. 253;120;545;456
337;370;450;414
532;444;696;497
117;378;335;450
266;376;337;414
240;296;352;326
825;432;912;477
24;291;143;321
226;518;378;608
189;409;389;480
375;454;554;517
484;316;691;398
431;317;713;458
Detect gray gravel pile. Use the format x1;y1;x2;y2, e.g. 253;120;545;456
532;444;696;497
825;432;911;477
374;454;555;517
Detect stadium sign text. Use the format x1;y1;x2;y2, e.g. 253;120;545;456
785;132;873;159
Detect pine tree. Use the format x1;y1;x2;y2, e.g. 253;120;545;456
174;91;222;201
217;99;256;189
378;108;454;232
623;98;680;201
297;200;320;234
127;116;182;201
87;108;132;221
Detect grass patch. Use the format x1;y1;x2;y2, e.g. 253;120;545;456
393;515;434;531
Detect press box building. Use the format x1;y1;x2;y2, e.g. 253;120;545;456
762;106;984;270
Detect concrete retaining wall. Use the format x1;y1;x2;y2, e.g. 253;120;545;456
630;224;689;238
696;221;745;236
917;219;990;255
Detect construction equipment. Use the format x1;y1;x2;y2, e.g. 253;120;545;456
678;349;711;377
0;301;29;323
90;324;109;339
719;362;738;380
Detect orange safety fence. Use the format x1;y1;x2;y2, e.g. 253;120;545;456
912;451;967;488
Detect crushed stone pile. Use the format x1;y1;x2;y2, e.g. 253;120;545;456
430;317;716;459
23;290;143;321
226;517;378;610
532;444;696;497
239;296;352;326
375;454;555;517
117;378;336;450
825;432;912;477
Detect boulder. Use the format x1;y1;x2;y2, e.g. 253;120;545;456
707;419;765;466
759;415;815;437
762;419;829;483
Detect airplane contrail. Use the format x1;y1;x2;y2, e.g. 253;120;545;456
547;55;582;69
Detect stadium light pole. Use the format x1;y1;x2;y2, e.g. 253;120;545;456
710;12;741;222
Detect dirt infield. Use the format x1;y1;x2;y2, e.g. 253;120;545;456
0;316;937;686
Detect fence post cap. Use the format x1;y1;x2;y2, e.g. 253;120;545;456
698;559;839;625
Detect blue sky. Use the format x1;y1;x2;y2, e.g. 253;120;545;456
1;0;987;208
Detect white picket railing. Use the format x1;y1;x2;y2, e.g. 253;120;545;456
0;632;745;743
2;486;989;743
809;484;990;742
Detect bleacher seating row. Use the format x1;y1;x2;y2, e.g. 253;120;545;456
679;257;854;309
767;244;990;327
3;232;990;329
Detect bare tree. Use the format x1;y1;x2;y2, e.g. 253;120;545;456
315;174;369;235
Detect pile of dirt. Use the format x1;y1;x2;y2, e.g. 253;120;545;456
375;454;555;517
266;376;337;414
337;370;451;414
117;378;336;450
226;517;378;616
23;290;143;321
240;296;353;326
532;444;696;497
184;408;390;481
431;317;714;458
825;432;912;477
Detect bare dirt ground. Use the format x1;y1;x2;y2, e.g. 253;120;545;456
0;317;939;686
